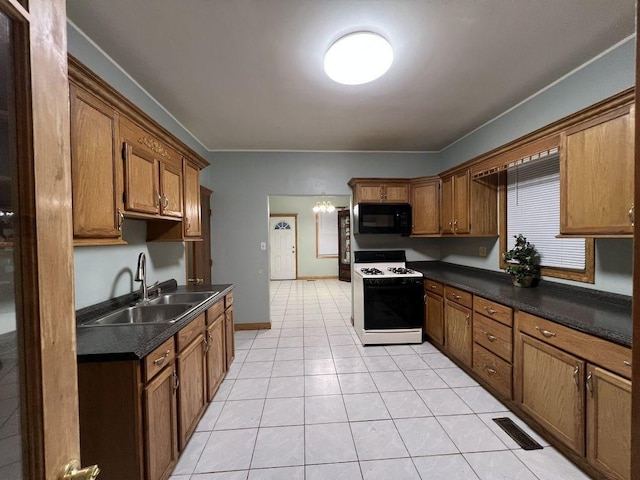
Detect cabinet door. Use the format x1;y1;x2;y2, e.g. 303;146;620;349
177;334;207;451
144;364;178;480
225;305;235;368
561;105;634;235
160;161;183;218
452;170;470;234
70;85;123;242
206;315;227;401
425;292;444;346
586;365;631;480
411;180;440;235
124;142;160;215
356;184;383;203
183;160;202;237
444;300;472;367
440;175;454;234
516;333;585;454
384;184;409;203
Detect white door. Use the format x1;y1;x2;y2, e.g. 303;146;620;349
270;216;297;280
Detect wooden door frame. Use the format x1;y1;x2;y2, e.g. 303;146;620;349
186;185;212;285
632;7;640;478
269;213;298;280
6;0;80;477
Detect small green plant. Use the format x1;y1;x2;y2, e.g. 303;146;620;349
503;234;539;285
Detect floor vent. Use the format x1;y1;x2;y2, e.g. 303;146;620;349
492;417;543;450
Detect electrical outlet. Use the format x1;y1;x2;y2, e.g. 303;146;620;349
260;242;267;251
479;246;487;257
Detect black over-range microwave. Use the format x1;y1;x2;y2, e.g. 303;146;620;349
353;203;412;235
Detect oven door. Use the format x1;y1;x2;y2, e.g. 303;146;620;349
362;278;424;330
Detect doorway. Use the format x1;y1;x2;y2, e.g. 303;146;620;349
186;186;213;285
269;215;298;280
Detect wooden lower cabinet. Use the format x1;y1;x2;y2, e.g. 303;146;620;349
176;332;208;451
144;364;179;480
206;312;227;401
515;332;585;455
225;302;235;368
444;300;472;367
425;292;444;345
586;365;631;480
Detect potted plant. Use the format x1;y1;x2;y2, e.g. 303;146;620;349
503;234;539;287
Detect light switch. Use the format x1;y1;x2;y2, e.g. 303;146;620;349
260;242;267;251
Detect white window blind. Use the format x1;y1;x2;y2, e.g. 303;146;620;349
507;155;586;270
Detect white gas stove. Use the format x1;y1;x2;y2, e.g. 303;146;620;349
353;250;424;345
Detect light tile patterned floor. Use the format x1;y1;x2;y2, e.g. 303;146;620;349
169;279;591;480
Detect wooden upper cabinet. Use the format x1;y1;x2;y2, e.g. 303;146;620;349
440;172;470;234
69;84;125;245
560;104;634;236
183;159;202;238
160;160;183;218
410;177;440;235
440;169;497;236
123;142;160;215
349;178;410;204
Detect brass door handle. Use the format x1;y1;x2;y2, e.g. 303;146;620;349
62;460;100;480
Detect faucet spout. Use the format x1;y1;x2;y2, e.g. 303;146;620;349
135;252;148;302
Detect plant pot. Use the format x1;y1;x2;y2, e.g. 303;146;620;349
512;275;534;288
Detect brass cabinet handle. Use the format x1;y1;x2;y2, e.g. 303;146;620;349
629;204;634;226
624;360;632;368
573;365;580;387
153;349;171;366
203;336;209;354
453;219;458;233
452;294;462;300
117;208;124;231
484;331;497;342
62;459;100;480
465;313;470;326
483;306;497;315
586;372;593;397
484;365;497;375
430;285;437;290
448;221;453;232
173;369;180;392
162;194;169;209
186;217;191;231
155;191;161;207
535;326;556;338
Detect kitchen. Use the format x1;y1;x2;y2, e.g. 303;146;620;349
1;0;639;479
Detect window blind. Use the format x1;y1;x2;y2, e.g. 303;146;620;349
507;155;586;270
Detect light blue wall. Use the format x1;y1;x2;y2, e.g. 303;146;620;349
203;152;440;324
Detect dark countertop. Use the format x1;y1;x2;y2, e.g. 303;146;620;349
407;261;632;348
76;281;233;363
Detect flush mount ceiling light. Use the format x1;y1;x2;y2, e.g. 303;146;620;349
324;31;393;85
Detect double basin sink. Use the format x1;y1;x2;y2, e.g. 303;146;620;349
82;292;219;326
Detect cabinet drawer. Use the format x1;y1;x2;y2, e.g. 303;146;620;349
516;311;632;379
473;314;512;362
424;279;444;296
473;344;512;399
225;292;234;309
143;337;175;383
473;296;513;327
176;314;206;352
444;286;472;308
206;301;224;325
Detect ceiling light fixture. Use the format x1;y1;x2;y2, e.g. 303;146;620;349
313;200;336;213
324;31;393;85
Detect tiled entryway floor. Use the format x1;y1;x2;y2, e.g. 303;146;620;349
169;279;591;480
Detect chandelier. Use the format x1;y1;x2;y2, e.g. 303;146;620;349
313;200;335;213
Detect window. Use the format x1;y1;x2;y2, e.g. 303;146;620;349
500;154;594;283
316;210;339;258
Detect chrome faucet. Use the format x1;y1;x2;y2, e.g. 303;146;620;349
135;252;149;302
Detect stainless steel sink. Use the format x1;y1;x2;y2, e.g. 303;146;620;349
148;292;219;305
83;303;194;326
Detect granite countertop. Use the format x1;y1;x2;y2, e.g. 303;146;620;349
407;261;632;348
76;280;234;363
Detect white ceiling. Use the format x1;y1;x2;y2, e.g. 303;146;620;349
66;0;635;152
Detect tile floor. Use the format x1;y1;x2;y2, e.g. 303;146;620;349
169;279;591;480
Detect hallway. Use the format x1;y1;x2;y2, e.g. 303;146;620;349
168;279;589;480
